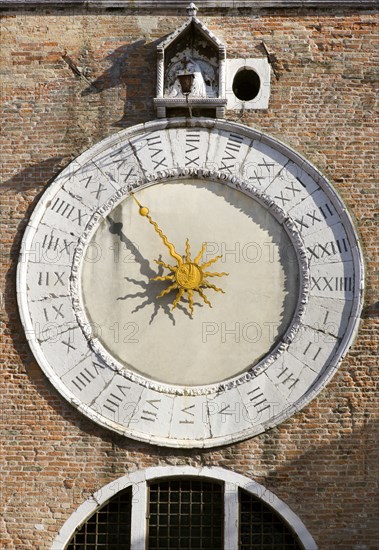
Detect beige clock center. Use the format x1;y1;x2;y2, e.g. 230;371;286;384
80;179;299;386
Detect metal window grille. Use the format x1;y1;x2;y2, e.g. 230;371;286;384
239;489;304;550
66;487;132;550
148;478;224;550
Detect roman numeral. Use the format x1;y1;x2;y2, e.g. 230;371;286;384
295;202;342;232
285;181;302;196
303;342;322;361
109;150;138;182
51;197;87;226
42;232;59;251
295;209;323;231
274;191;290;205
247;387;270;413
276;366;299;389
110;147;133;169
258;157;275;175
185;131;200;167
311;276;333;290
104;393;122;414
122;165;137;181
307;238;348;260
141;399;161;422
249;169;265;185
80;176;107;200
146;136;167;170
179;404;195;424
41;232;72;255
103;385;130;414
51;197;75;218
336;276;353;291
220;133;244;173
62;338;76;353
311;276;353;292
217;404;234;416
81;175;93;188
295;176;307;188
37;271;65;286
115;158;127;170
319;202;334;219
71;367;95;391
43;303;64;321
71;362;106;391
273;178;302;205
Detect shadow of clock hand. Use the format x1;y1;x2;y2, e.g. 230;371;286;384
116;273;194;323
117;273;178;324
107;217;178;324
108;216;155;279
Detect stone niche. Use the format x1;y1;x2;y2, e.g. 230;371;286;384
154;3;227;118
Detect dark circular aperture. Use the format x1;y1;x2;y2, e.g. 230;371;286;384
233;69;261;101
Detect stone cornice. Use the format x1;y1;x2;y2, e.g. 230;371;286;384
0;0;377;9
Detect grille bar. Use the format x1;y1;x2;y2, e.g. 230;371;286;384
148;478;224;550
239;489;303;549
66;487;132;549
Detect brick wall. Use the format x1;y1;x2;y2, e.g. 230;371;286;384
1;5;378;548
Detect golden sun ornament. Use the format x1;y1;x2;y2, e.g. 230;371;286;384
131;194;228;317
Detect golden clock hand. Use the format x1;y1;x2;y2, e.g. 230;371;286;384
130;193;228;317
131;193;183;265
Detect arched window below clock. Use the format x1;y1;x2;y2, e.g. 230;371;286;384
55;466;317;550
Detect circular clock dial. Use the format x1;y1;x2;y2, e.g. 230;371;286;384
80;179;300;386
17;119;363;447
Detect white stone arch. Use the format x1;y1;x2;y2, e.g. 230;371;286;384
52;465;318;550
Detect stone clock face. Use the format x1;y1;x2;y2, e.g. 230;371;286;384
81;180;300;386
17;119;363;448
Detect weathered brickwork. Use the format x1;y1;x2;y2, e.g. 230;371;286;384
1;5;378;549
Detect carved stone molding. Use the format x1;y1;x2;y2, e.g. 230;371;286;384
17;118;364;447
71;167;310;397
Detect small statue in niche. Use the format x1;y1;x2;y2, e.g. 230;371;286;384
166;56;217;98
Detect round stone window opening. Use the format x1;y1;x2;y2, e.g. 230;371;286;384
232;68;261;101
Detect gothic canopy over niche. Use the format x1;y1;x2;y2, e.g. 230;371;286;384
154;3;227;118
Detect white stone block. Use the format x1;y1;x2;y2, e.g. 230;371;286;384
237;374;289;428
39;327;86;378
302;222;351;265
62;161;117;208
309;260;355;298
169;395;211;442
289;187;341;235
26;225;78;267
287;325;339;372
131;129;175;176
93;375;143;427
129;387;174;439
206;128;252;176
241;140;289;191
207;388;252;439
226;58;271;110
39;188;94;237
25;262;71;301
61;354;114;405
265;353;320;402
302;294;352;339
92;142;142;189
166;127;210;172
